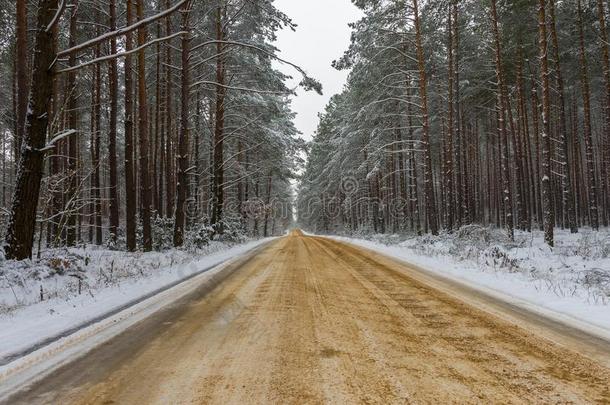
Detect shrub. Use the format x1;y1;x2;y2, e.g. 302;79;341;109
152;216;174;251
214;217;247;243
185;223;215;250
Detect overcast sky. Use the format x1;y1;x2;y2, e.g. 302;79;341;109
272;1;363;141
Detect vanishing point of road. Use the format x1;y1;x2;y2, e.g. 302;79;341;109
6;230;610;404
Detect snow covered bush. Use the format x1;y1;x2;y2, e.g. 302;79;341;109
105;228;125;251
0;240;247;316
213;217;247;243
579;269;610;298
131;216;176;252
570;231;610;259
481;245;521;272
334;227;610;303
0;250;88;313
185;223;214;250
152;216;174;251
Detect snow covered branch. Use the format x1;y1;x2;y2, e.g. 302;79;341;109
57;0;189;58
57;32;187;74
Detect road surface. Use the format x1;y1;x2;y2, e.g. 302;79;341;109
6;231;610;404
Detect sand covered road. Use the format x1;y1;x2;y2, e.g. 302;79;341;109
7;230;610;404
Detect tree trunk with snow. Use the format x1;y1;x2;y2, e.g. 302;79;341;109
538;0;555;247
15;0;28;163
411;0;438;236
211;5;227;235
445;8;455;232
107;0;120;241
164;0;175;219
174;2;191;247
124;0;137;251
596;0;610;228
577;0;600;231
5;0;60;260
65;2;79;247
490;0;514;241
136;0;153;251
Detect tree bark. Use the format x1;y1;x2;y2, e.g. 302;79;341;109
596;0;610;227
92;40;102;245
165;0;175;218
490;0;514;241
15;0;28;163
411;0;438;235
108;0;120;240
124;0;137;251
5;0;60;260
65;2;79;247
547;0;577;233
577;0;600;230
445;8;455;232
174;2;191;247
137;0;153;251
538;0;555;246
263;170;273;237
452;0;468;226
211;5;227;235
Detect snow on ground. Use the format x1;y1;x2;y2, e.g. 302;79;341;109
328;226;610;336
0;238;273;363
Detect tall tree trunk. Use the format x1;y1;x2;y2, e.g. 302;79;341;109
194;90;202;220
15;0;28;163
165;0;174;218
596;0;610;226
92;40;102;245
5;0;60;260
506;94;527;231
452;0;468;226
153;4;162;216
211;5;226;235
137;0;153;251
157;2;166;218
445;8;455;232
410;149;422;236
65;2;79;247
411;0;438;235
577;0;600;230
174;3;191;247
48;33;61;246
158;67;166;219
490;0;514;241
517;52;533;231
108;0;120;240
89;71;96;243
263;170;273;237
124;0;137;251
531;81;544;229
538;0;555;246
548;0;577;233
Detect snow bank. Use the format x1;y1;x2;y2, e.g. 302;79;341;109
0;238;273;363
328;227;610;336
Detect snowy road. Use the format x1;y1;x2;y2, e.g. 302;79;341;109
5;230;610;404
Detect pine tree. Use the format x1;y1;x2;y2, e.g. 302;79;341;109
577;0;600;231
490;0;515;241
5;0;61;260
136;0;153;251
538;0;555;246
174;1;192;247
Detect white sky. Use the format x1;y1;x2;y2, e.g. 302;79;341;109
272;0;364;141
